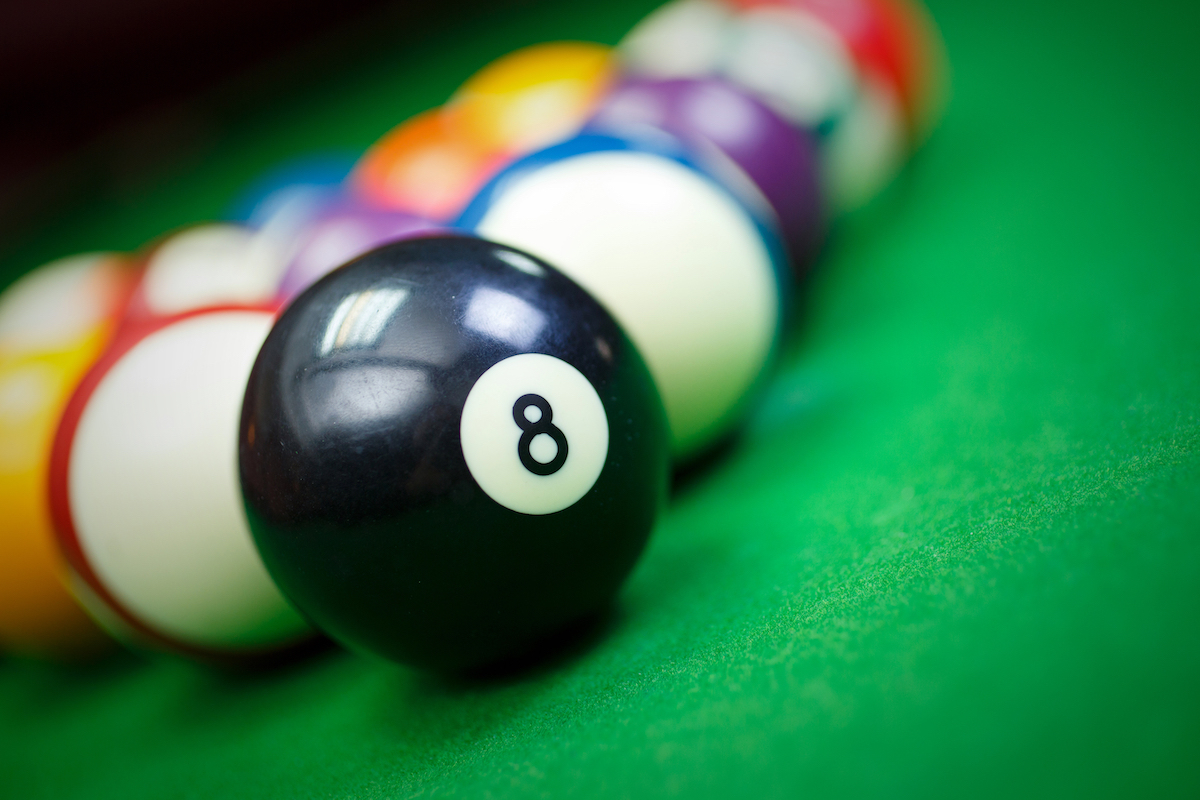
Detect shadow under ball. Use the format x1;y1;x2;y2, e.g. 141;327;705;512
238;236;670;672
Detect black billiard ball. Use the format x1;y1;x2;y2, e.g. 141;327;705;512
238;236;670;672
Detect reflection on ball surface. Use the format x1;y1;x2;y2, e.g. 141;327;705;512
239;236;670;672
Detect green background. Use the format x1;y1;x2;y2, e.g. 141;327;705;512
2;0;1198;796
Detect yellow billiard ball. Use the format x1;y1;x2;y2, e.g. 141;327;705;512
0;253;134;659
444;41;616;155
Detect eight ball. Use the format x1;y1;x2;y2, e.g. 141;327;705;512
238;236;670;672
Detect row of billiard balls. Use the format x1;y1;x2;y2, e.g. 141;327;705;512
0;0;945;671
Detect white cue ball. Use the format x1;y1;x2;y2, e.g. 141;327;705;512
467;144;782;459
58;309;309;655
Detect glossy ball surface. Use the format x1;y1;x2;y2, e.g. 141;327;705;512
239;236;670;672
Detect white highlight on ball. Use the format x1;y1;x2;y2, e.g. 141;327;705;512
461;353;608;516
474;150;779;457
68;311;309;650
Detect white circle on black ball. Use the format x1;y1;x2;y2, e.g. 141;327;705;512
461;353;609;515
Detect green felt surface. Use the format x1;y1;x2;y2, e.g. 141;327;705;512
2;0;1199;797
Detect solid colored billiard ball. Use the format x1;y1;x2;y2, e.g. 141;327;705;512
49;305;312;659
238;236;670;672
444;41;616;154
588;76;825;276
350;109;508;221
0;253;134;659
275;201;443;303
457;132;787;459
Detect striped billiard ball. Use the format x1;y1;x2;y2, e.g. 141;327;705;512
458;132;789;460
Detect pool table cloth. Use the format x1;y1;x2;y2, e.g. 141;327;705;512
1;0;1197;797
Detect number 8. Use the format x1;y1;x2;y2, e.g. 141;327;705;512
513;394;568;476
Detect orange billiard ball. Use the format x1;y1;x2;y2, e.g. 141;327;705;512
351;109;508;221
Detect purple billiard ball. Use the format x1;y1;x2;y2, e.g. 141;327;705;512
589;76;825;278
276;202;445;301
